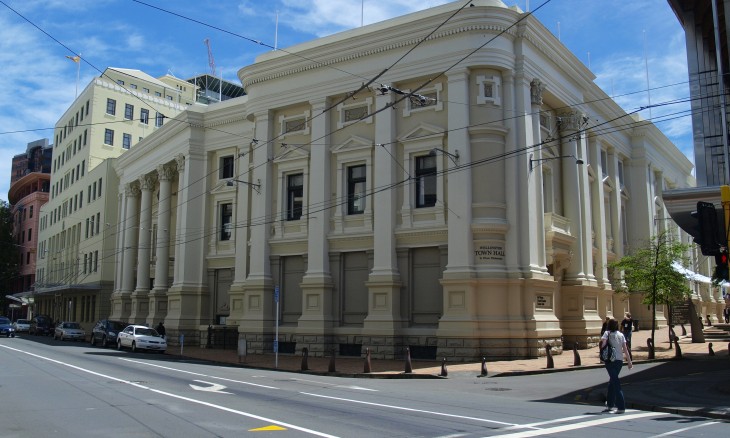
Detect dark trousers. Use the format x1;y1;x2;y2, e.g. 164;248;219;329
605;360;625;410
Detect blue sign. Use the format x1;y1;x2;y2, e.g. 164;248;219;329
273;339;278;353
274;286;280;303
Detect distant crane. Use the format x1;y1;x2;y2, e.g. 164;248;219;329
204;38;216;77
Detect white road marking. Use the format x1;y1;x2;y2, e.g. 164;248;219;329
288;378;377;391
502;415;594;430
337;385;378;391
119;358;278;389
300;392;517;426
648;421;718;437
491;411;668;437
189;380;232;394
0;345;337;438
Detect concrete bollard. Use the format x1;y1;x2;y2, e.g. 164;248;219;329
673;336;682;359
480;357;488;377
328;349;337;373
300;347;309;371
573;342;581;366
545;344;554;369
439;357;448;377
404;347;413;374
363;348;371;373
647;338;655;359
709;342;715;356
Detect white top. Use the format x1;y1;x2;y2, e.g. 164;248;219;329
601;330;627;362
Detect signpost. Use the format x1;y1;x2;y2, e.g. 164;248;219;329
274;285;279;369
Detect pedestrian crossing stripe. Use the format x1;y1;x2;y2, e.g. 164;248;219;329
249;425;287;431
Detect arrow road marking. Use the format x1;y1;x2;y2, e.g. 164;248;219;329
189;380;232;394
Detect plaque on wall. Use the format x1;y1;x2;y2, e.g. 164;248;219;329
474;241;505;264
536;294;552;309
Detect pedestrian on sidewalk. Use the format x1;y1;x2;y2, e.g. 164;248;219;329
156;322;166;340
600;318;633;414
723;307;729;324
620;312;633;349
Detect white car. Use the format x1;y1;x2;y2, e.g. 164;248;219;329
117;325;167;353
54;321;86;341
12;319;30;332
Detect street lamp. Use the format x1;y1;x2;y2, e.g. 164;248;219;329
227;178;262;194
529;153;584;173
429;148;459;165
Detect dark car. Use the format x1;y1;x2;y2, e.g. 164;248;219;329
29;315;53;336
90;319;128;347
0;317;16;337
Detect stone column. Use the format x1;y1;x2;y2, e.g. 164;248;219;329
148;163;175;324
172;154;186;284
119;183;140;321
364;91;403;334
110;192;126;320
130;173;155;324
300;99;334;336
529;79;548;272
227;142;252;327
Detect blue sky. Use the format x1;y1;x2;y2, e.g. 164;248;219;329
0;0;690;202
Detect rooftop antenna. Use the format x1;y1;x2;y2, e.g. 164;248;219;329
274;10;279;50
361;0;364;27
587;51;591;69
643;30;652;120
557;21;561;41
204;38;216;77
525;0;529;12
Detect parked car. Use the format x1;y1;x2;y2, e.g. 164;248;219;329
117;325;167;352
12;319;30;332
0;317;16;337
29;315;53;336
90;319;127;347
54;321;86;341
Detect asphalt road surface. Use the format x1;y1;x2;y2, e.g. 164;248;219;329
1;335;726;437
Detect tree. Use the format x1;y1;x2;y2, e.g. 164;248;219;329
0;200;20;317
608;230;693;357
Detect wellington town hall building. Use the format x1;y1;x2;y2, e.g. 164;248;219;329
36;0;718;360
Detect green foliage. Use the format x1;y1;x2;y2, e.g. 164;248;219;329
0;200;20;314
608;231;693;307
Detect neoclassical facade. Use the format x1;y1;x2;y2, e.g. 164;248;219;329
110;0;702;360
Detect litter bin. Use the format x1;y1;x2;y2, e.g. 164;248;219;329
633;320;639;332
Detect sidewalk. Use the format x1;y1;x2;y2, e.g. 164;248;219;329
166;326;726;377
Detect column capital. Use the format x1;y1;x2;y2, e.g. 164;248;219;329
157;163;175;181
125;183;141;198
139;173;157;191
175;154;186;172
530;78;544;106
557;110;587;133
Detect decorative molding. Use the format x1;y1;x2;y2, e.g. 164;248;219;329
530;78;544;105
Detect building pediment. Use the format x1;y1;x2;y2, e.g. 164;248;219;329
398;123;445;144
331;135;374;154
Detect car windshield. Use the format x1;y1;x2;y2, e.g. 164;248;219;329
17;319;29;324
135;328;159;336
0;318;10;324
63;322;81;329
109;321;127;331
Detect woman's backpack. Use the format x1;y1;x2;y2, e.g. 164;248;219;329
600;333;617;362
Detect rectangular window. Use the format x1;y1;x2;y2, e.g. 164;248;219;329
124;103;134;120
29;206;33;218
286;173;304;221
96;213;100;235
130;84;137;89
85;218;89;238
98;178;102;196
220;203;233;241
219;156;234;179
415;155;437;208
106;98;116;115
104;128;114;145
94;250;99;272
28;228;32;241
140;108;149;125
347;165;366;215
155;112;164;127
143;87;149;93
123;133;131;149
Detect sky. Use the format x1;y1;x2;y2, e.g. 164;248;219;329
0;0;691;203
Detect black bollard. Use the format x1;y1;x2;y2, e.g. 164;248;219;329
709;342;715;356
673;336;682;359
669;327;675;348
573;342;582;366
363;348;372;373
328;349;337;372
439;357;448;377
480;357;488;377
545;344;554;369
404;347;413;374
301;347;309;371
647;338;655;359
206;324;212;348
680;324;687;336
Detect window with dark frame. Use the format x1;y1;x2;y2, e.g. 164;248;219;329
122;133;131;150
415;155;437;208
106;98;116;115
286;173;304;221
220;203;233;241
124;104;134;120
219;156;234;179
104;129;114;145
347;165;366;215
155;112;164;127
140;108;149;124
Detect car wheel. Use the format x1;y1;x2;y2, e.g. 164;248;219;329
102;336;108;348
117;340;122;350
131;341;137;353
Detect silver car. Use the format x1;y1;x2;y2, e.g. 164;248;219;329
117;325;167;352
12;319;30;332
54;321;86;341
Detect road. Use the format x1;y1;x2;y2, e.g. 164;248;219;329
1;335;726;437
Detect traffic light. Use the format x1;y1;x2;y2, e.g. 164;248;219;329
713;249;729;282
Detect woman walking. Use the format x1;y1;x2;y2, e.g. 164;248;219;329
600;318;633;414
